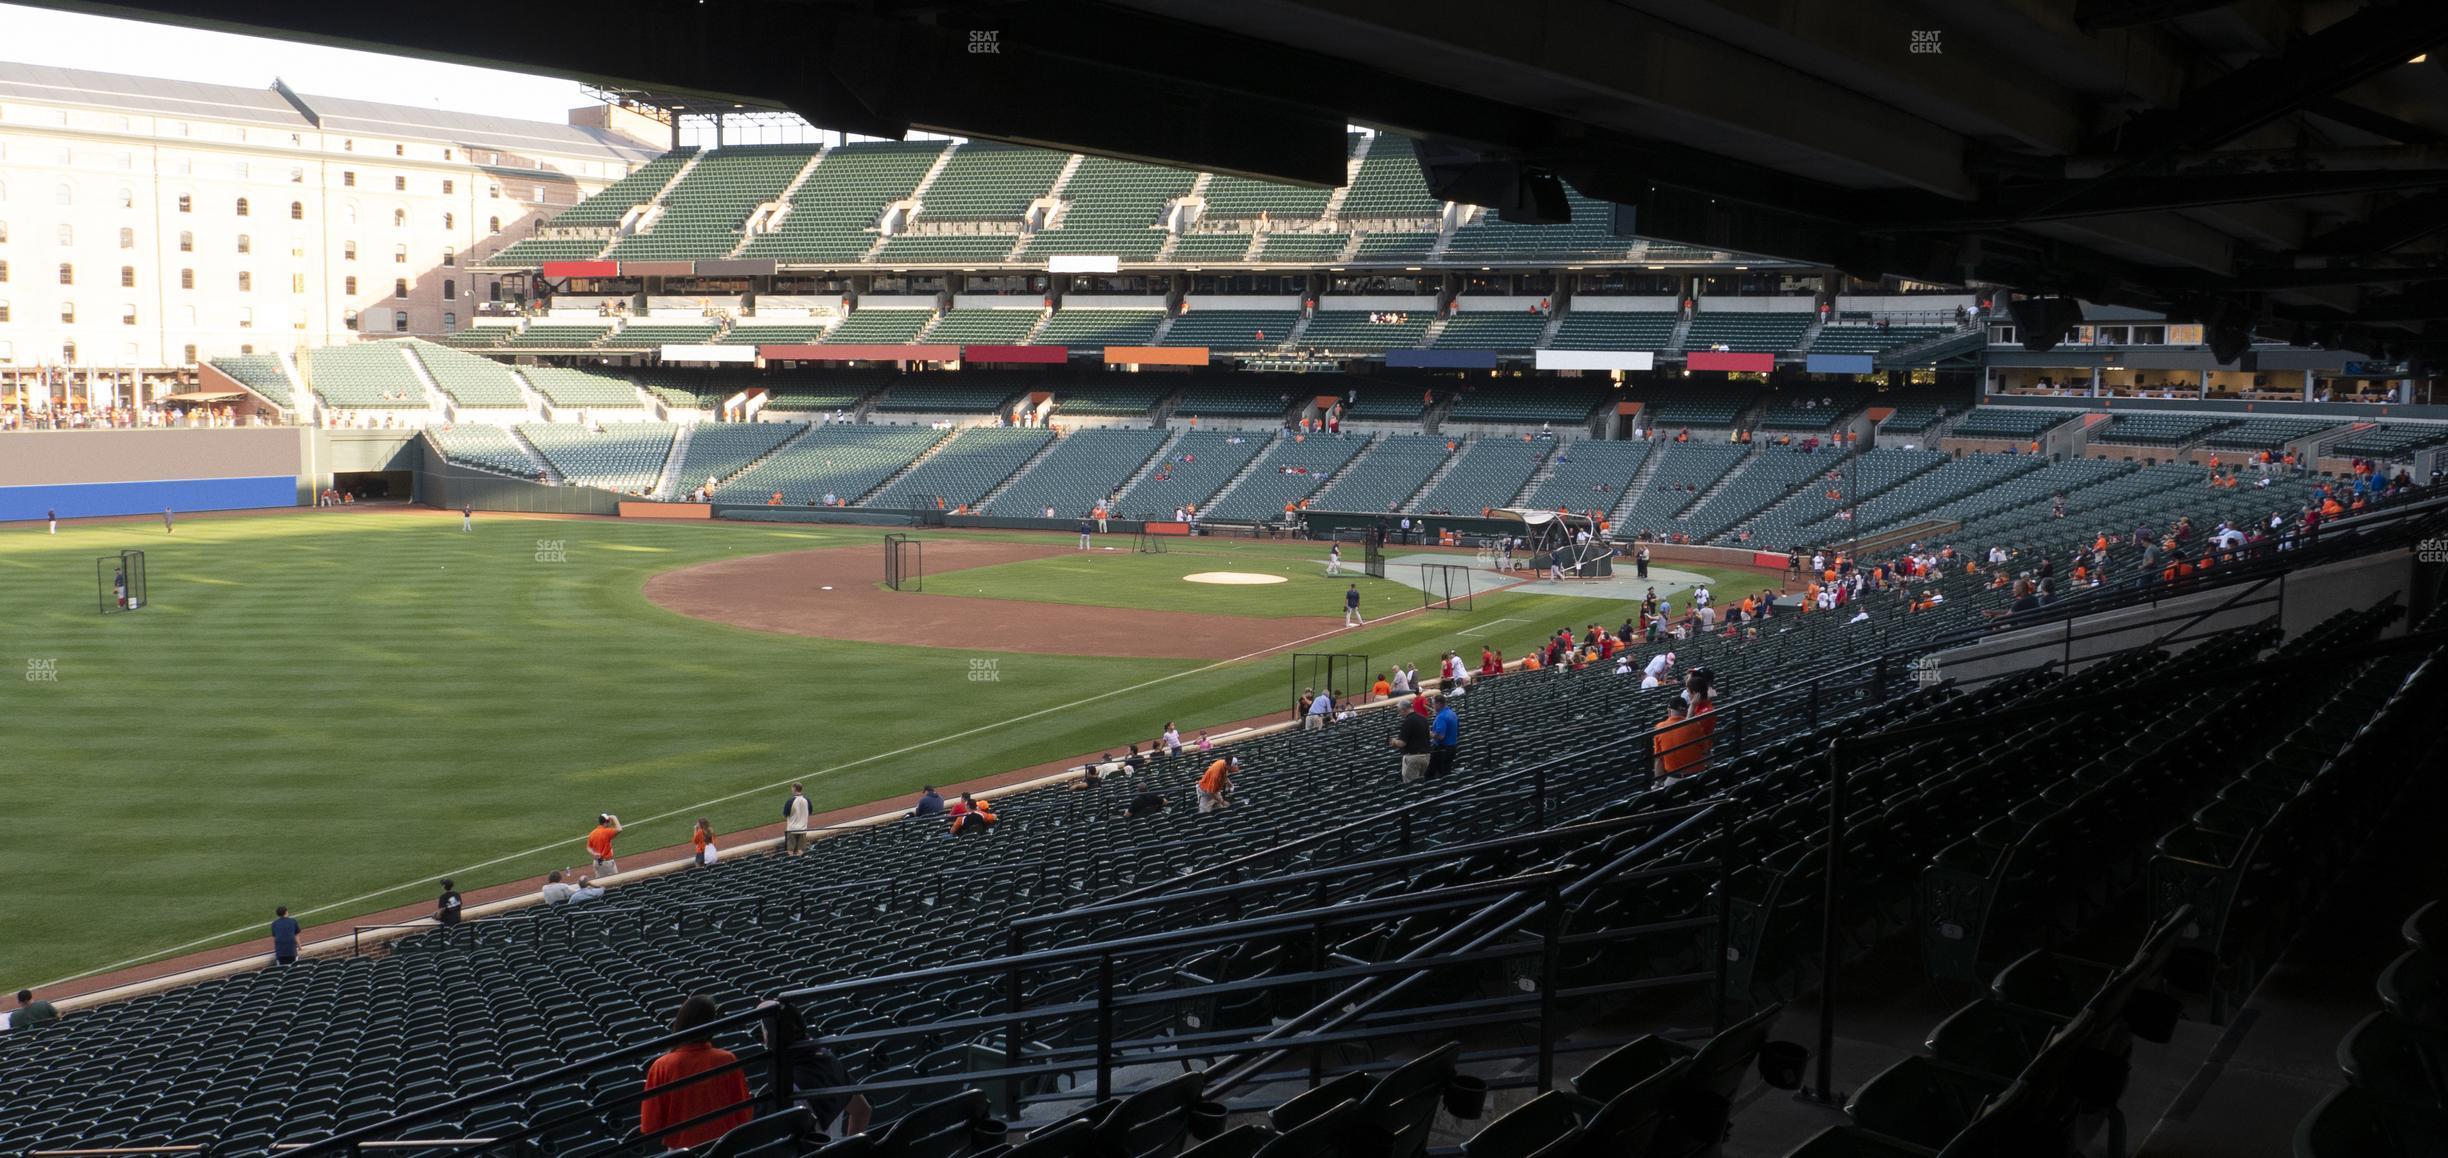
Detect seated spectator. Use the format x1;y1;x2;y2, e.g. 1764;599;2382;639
640;996;752;1149
1125;790;1168;818
762;1003;871;1139
568;874;605;904
909;786;945;818
540;870;577;905
1653;700;1703;779
951;793;997;835
13;989;59;1032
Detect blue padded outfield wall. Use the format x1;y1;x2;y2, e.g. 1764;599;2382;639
0;475;299;522
0;427;304;521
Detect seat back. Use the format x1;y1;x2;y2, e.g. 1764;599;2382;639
872;1089;990;1158
1177;1124;1272;1158
1569;1037;1690;1104
1682;1003;1783;1104
701;1107;817;1158
1353;1042;1462;1158
1092;1069;1208;1158
1570;1058;1689;1157
1458;1090;1580;1158
1266;1072;1371;1133
1254;1098;1359;1158
1000;1119;1097;1158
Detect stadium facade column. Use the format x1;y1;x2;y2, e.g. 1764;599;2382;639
2090;367;2102;398
2303;370;2316;402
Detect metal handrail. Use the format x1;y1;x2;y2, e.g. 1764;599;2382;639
1204;801;1725;1094
1013;802;1716;936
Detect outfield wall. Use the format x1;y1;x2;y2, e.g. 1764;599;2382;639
0;427;303;521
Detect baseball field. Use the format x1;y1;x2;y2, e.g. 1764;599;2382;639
0;509;1759;990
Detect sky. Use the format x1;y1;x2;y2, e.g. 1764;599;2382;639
0;3;895;146
0;4;603;121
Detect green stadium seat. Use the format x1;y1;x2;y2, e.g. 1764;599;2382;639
1338;136;1443;220
1547;312;1675;351
1022;157;1197;261
1036;309;1164;347
1300;312;1429;352
924;309;1041;345
207;353;297;407
552;149;699;229
1434;312;1549;351
305;342;429;410
516;423;676;492
1684;312;1812;354
1163;310;1299;353
407;342;526;408
609;145;820;262
521;367;646;411
742;141;947;264
825;310;935;345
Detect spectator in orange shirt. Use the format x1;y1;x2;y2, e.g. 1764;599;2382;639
1198;755;1239;813
1653;701;1704;779
640;995;752;1149
586;813;622;875
1371;673;1392;701
690;819;717;867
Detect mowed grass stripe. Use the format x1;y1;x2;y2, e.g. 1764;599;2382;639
1;514;1652;986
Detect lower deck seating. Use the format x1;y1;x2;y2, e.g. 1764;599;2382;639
1114;430;1272;518
517;423;677;493
430;424;544;479
716;426;947;505
1412;438;1550;515
987;427;1171;517
1205;433;1371;522
670;423;807;495
863;426;1054;510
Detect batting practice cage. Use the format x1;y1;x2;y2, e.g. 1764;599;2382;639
1288;652;1368;723
1421;563;1474;611
1487;507;1611;579
883;533;923;592
1135;528;1169;554
98;550;147;614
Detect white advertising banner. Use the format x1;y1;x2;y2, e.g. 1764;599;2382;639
1535;350;1654;371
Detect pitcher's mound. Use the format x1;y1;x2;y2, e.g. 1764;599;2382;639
1183;571;1289;585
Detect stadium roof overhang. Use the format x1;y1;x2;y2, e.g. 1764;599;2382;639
28;0;2448;353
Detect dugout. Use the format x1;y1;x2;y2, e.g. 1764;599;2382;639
331;470;411;501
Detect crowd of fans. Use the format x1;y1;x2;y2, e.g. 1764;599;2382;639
3;401;258;430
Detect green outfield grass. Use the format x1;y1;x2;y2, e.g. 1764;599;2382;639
0;513;1660;988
